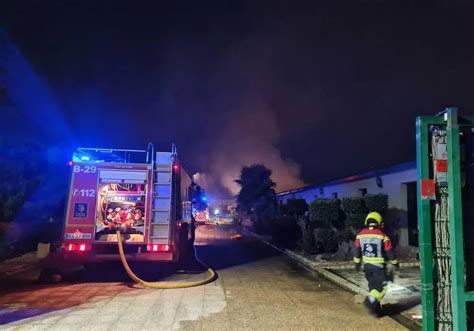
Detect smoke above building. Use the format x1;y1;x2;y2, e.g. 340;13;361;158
188;33;310;199
200;107;305;197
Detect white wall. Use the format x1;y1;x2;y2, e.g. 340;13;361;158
277;168;417;247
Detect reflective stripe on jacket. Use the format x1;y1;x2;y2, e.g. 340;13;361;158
353;227;396;265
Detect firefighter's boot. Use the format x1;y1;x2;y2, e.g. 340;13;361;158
363;296;383;317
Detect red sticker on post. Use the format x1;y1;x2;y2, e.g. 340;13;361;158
421;179;436;200
435;160;448;173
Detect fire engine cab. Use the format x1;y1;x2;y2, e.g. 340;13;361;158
53;144;194;266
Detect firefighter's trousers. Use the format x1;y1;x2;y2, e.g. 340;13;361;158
364;263;388;302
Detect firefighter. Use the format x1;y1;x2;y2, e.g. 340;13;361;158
353;211;399;316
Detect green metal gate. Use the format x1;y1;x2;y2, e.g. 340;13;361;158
416;108;474;330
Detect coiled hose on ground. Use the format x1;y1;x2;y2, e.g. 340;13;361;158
116;231;216;289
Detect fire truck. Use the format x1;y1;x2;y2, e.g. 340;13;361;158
50;144;195;268
193;209;209;224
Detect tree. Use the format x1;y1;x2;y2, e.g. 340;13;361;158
235;164;277;233
0;138;46;223
0;138;69;224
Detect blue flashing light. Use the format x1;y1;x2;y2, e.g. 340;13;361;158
192;208;197;212
201;196;207;202
80;156;90;161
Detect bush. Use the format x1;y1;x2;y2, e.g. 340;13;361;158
285;199;308;216
271;216;301;244
341;197;367;214
342;195;389;231
337;228;356;243
298;231;318;254
303;194;390;254
364;194;388;213
313;228;338;253
344;213;365;230
309;199;341;228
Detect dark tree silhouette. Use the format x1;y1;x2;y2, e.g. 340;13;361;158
0;139;46;223
235;164;277;232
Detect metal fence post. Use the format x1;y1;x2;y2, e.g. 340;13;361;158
446;108;467;331
416;116;436;331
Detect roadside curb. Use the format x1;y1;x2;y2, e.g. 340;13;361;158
243;229;420;297
242;229;368;295
284;249;369;296
283;249;419;270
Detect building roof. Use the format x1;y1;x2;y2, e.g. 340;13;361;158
277;161;416;196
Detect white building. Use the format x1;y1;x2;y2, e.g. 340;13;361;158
276;162;418;248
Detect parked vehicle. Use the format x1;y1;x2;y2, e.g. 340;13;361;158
46;144;194;269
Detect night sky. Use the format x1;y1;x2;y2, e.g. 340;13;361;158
1;1;473;198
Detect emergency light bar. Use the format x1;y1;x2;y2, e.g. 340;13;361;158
73;147;149;164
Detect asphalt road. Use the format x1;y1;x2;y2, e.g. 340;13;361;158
0;225;407;330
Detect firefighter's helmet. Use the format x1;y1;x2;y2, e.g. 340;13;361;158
365;211;383;226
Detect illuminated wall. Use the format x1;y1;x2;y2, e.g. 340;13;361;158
277;162;417;247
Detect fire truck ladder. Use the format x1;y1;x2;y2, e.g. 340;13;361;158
150;152;173;245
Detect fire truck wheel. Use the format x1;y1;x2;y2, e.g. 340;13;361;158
38;268;62;284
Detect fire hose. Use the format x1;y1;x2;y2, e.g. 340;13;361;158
116;231;216;289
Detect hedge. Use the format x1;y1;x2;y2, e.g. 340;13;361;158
309;198;341;228
271;215;301;244
363;194;388;213
279;199;308;217
341;197;367;214
298;193;390;254
285;199;308;216
344;213;365;230
299;231;318;254
313;228;338;253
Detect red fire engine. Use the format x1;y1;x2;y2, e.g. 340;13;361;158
50;144;195;267
193;209;209;224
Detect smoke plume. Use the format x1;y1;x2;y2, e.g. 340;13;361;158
196;100;306;198
189;33;309;198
